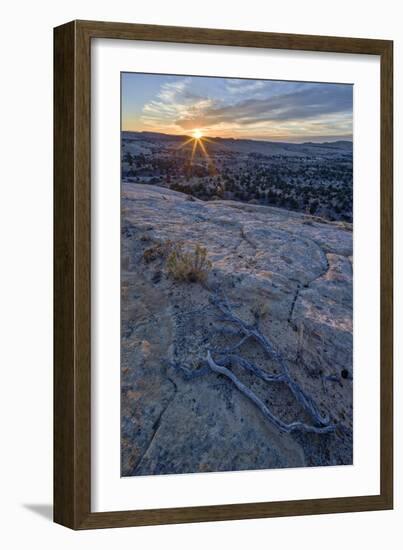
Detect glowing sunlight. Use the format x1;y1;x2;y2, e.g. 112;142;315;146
192;129;203;140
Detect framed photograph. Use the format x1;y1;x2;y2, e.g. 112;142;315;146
54;20;393;529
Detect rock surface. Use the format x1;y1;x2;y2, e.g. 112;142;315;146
121;184;353;476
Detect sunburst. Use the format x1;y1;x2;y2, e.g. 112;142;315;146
192;129;203;140
175;130;217;174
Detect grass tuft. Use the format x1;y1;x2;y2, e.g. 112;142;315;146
166;243;212;284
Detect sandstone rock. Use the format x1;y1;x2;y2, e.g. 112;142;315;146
121;184;353;476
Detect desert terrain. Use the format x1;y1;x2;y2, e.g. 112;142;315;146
121;182;353;476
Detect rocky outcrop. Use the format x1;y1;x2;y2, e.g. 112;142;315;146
121;184;353;476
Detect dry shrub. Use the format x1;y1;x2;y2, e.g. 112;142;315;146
337;220;353;232
251;300;269;321
166;243;212;284
143;240;174;263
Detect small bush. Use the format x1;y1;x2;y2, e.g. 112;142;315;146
166;243;212;284
251;300;269;321
143;240;174;263
337;220;353;232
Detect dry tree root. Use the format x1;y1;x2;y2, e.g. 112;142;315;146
207;293;335;433
170;292;337;435
206;352;334;434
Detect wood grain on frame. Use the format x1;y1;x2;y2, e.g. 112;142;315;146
54;19;393;529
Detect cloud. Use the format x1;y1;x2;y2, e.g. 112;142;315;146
141;77;215;130
157;78;191;102
225;80;266;94
139;77;352;139
176;84;352;128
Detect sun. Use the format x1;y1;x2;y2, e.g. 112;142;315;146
192;129;203;140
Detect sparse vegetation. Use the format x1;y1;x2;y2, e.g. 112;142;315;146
143;240;174;263
166;243;212;283
251;300;269;321
337;220;353;232
122;132;353;223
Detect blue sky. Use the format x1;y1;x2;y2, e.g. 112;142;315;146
122;72;353;142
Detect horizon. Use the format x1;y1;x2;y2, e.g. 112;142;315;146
122;128;353;145
122;73;353;143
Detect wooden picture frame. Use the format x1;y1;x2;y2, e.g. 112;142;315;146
54;19;393;529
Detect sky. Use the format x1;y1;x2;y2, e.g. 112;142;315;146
121;72;353;143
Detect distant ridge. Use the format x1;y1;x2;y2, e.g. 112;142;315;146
123;130;352;146
122;131;352;156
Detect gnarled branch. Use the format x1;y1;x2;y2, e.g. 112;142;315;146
206;352;334;434
210;293;331;427
170;292;336;435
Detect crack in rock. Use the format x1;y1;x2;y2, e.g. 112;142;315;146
288;251;330;324
131;379;177;474
239;225;257;250
288;286;301;323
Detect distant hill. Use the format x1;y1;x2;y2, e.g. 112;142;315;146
122;131;352;157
